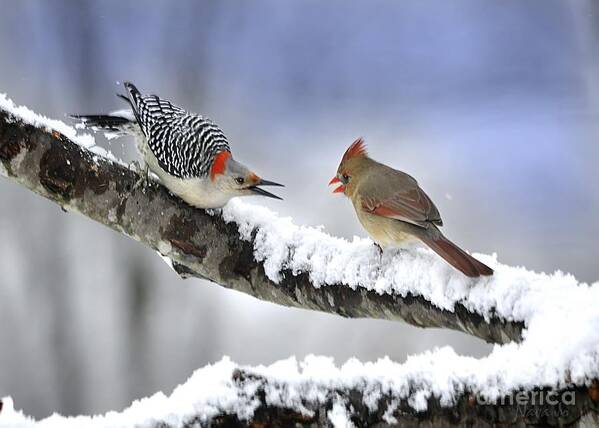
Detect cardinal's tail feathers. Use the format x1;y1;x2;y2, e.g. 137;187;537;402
421;232;493;278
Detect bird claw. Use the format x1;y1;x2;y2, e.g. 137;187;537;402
131;163;150;191
133;175;147;191
204;208;221;216
128;160;142;173
373;243;385;267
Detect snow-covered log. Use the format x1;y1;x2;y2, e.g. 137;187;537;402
2;95;599;427
0;95;523;344
2;356;599;427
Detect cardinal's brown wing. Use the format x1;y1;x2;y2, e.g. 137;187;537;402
359;167;442;228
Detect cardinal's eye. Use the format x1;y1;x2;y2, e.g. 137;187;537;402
236;177;245;184
342;174;350;183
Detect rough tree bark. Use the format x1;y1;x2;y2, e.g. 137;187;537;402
0;109;521;345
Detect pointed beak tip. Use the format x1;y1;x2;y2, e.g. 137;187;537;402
258;179;284;187
250;185;283;201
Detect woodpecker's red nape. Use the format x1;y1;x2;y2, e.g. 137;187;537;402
210;150;232;181
341;137;368;163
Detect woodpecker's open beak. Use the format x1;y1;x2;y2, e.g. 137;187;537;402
258;179;284;187
249;179;284;200
329;176;345;194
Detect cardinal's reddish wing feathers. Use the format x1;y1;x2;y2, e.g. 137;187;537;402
362;185;442;228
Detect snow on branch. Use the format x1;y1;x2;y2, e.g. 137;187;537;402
2;355;599;427
0;93;526;344
1;94;599;426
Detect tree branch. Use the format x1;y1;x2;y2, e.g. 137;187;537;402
2;359;598;427
189;371;599;428
0;107;522;344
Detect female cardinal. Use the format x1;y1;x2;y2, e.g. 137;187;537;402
329;138;493;277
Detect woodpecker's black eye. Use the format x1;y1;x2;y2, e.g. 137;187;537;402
236;177;245;185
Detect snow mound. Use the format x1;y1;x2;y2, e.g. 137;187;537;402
2;348;597;427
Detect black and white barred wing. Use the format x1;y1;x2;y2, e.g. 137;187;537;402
146;104;231;179
125;82;231;179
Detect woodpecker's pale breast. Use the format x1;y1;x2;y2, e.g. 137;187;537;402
144;149;231;208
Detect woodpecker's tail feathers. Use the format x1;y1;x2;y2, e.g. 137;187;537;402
420;232;493;278
70;113;131;130
70;110;140;139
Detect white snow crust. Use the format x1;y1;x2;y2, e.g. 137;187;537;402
0;94;120;163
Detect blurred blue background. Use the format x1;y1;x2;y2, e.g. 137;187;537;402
0;0;598;419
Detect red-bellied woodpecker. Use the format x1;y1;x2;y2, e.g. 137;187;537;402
329;138;493;277
73;82;283;208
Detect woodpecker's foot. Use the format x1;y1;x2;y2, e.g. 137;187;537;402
204;208;222;217
132;166;151;191
128;160;142;173
133;176;146;191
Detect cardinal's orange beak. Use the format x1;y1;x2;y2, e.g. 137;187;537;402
329;176;345;193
